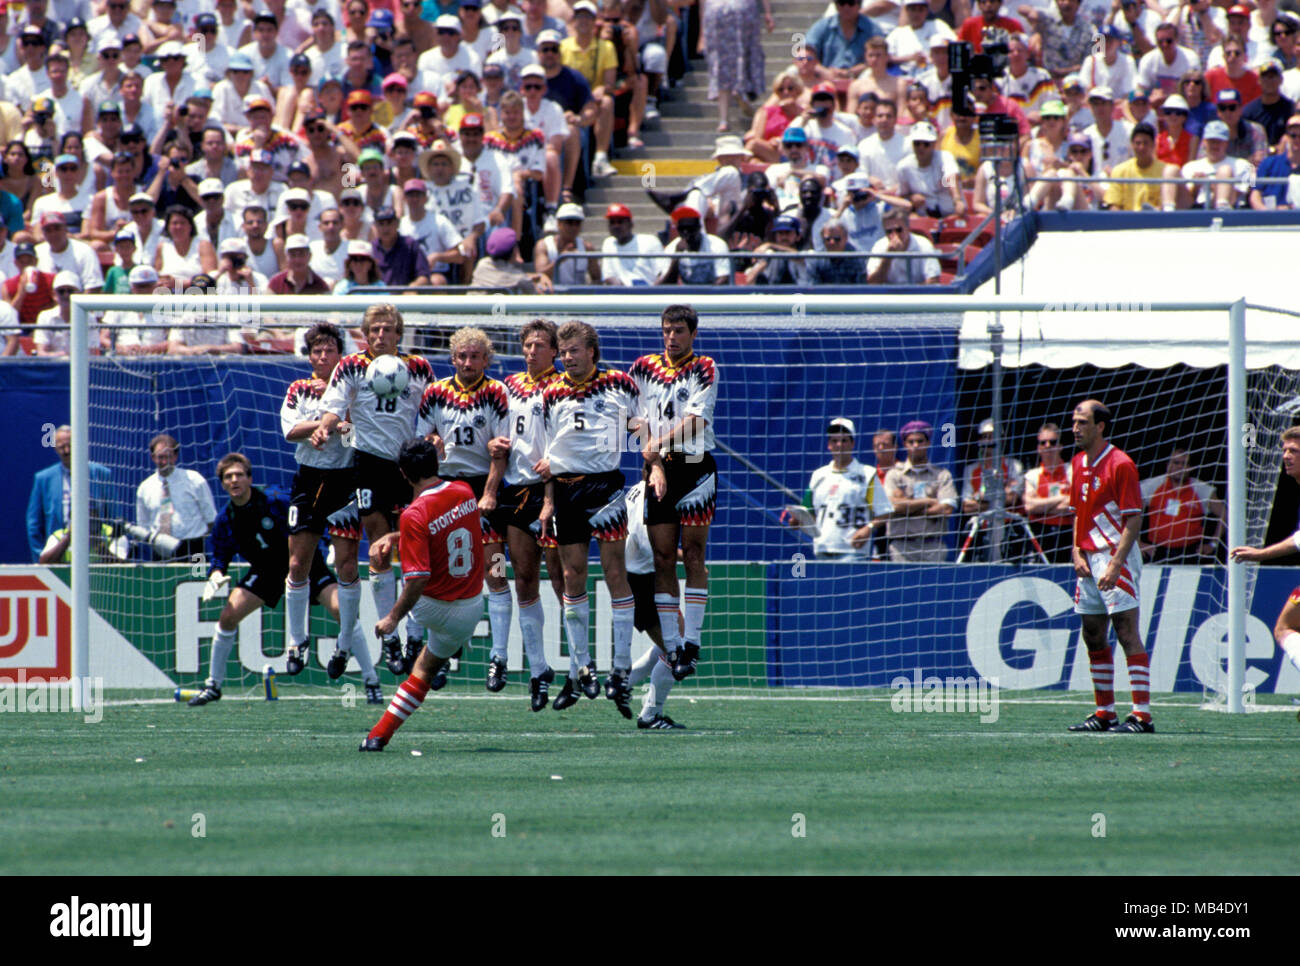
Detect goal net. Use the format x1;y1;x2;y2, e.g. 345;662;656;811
71;294;1295;703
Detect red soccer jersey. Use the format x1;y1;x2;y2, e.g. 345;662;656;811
1070;444;1142;553
398;479;484;601
1025;461;1072;527
1143;475;1212;549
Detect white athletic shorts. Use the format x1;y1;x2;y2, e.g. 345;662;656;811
409;595;482;658
1074;545;1141;616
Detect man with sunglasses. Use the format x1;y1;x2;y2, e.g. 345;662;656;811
1206;36;1260;103
1244;58;1295;145
1137;21;1201;100
234;96;300;183
1272;14;1298;74
417;13;483;94
79;34;126;120
301;110;352;197
486;7;539;91
867;206;939;284
32;154;92;236
215;237;270;294
659;205;729;285
36;211;104;292
535;29;602;199
1249;112;1300;208
1023;422;1073;563
6;26;52;111
600;202;664;285
458;113;514;233
1213;87;1268;163
339;89;390;154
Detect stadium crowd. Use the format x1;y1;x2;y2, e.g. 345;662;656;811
1;0;1300;354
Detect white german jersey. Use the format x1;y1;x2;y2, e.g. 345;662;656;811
415;374;510;478
542;367;639;475
281;375;355;470
624;481;654;575
807;458;894;556
502;367;559;485
426;175;488;239
320;351;435;461
628;352;717;457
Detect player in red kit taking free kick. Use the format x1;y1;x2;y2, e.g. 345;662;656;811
360;438;485;751
1067;399;1154;734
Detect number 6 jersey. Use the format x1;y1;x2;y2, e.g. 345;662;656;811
399;479;484;601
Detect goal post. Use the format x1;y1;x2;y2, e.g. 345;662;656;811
67;293;1278;710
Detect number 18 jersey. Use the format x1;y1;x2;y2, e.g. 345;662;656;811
320;351;436;461
399;479;484;601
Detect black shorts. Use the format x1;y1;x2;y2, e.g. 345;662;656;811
289;465;359;537
237;547;335;607
646;452;717;528
448;473;505;544
552;470;628;546
627;569;658;634
354;450;413;526
501;480;546;534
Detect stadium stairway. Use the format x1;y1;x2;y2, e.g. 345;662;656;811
579;0;829;250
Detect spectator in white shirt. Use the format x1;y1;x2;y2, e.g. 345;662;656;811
240;12;293;92
858;98;911;192
867;205;940;284
600;203;664;285
135;432;218;559
896;121;965;216
36;211;105;292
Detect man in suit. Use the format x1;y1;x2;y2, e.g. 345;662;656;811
26;424;113;562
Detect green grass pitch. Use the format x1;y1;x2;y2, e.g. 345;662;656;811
4;688;1299;875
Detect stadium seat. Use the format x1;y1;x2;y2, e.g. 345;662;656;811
908;215;940;241
938;270;957;284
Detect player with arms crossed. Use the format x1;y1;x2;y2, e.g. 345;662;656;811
280;322;382;703
189;453;341;706
416;327;511;692
629;304;717;682
312;304;435;678
538;320;641;716
487;318;568;711
1230;426;1300;703
1067;399;1154;734
359;438;485;751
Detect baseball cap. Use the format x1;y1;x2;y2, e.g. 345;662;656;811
1161;94;1189;111
14;241;37;259
189;273;216;291
1088;85;1114;101
247;148;274;166
195;12;217;30
402;177;428;193
670;205;701;223
1203;119;1231;140
113;228;136;243
95;32;122;53
219;238;248;256
1128;89;1150;102
572;0;598;13
369;8;395;28
392;132;419;150
347;240;375;259
496;6;524;22
1217;89;1242;106
111;150;133;166
40;211;67;227
828;417;856;437
434;13;461;31
772;215;799;233
227;51;254;71
358;147;386;166
129;192;155;207
287;160;312;178
374;206;397;222
460;112;485;130
482;63;504;78
156;40;186;60
1099;23;1126;40
121;123;145;141
198;178;224;197
190;88;213;101
1066;131;1091;149
121;32;141;47
485;226;517;256
1062;73;1084;92
243;94;273;113
1227;3;1250;16
285;233;311;251
782;126;808;144
383;72;409;89
283;187;312;205
811;82;837;99
253;11;278;26
1040;99;1067;117
346;89;374;107
836;144;860;159
977;418;996;436
129;264;159;285
54;154;78;168
99;100;122;116
605;203;632;219
413;91;438;108
899;419;932;439
290;52;312;72
1288;113;1300;130
556;203;584;221
537;28;563;45
521;64;546;80
845;172;872;192
1260;58;1285;76
908;121;938;142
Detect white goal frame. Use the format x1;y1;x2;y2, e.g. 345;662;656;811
69;294;1250;711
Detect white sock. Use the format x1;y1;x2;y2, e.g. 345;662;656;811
1282;632;1300;672
629;643;657;686
210;627;237;687
371;568;396;635
488;586;513;662
611;594;634;673
339;579;379;684
563;592;591;668
518;597;549;677
683;587;708;644
285;578;310;645
641;657;676;720
656;592;682;652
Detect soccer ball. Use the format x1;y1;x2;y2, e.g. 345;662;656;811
367;354;410;399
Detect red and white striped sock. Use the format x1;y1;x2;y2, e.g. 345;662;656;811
1126;651;1151;721
367;674;432;745
1086;647;1116;718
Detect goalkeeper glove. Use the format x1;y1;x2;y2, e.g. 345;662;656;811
202;571;229;601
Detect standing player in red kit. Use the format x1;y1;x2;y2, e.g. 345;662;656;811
359;438;485;752
1067;399;1154;734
